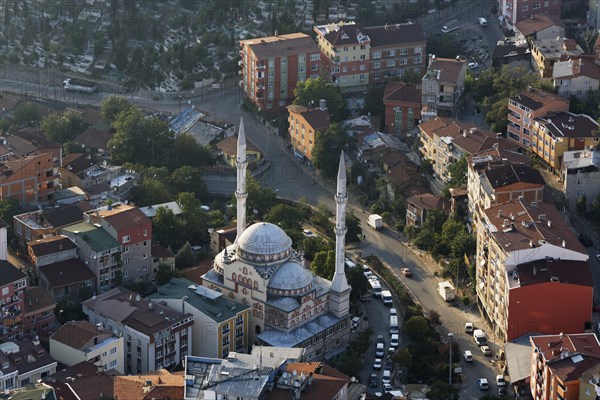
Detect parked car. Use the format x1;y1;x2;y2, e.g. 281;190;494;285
463;350;473;362
383;383;393;393
400;267;412;277
373;358;383;370
370;374;379;387
468;61;478;69
480;345;492;356
390;308;397;316
390;334;399;348
465;322;474;333
376;343;385;357
478;17;488;26
496;375;506;387
478;378;489;390
351;316;361;329
382;370;391;384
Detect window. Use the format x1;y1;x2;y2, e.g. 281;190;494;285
299;66;305;73
533;2;540;8
311;64;318;71
372;51;381;59
387;50;395;57
1;287;7;296
299;55;305;63
414;56;422;64
310;53;320;61
522;4;528;10
414;46;422;54
109;359;117;368
359;74;366;81
400;48;408;55
386;60;396;67
360;64;366;70
342;66;348;72
373;62;381;69
124;270;129;278
399;58;407;65
522;138;530;146
280;58;286;64
122;235;130;244
360;54;366;60
281;68;287;75
143;229;148;236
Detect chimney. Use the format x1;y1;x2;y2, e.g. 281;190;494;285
319;99;327;111
492;142;499;150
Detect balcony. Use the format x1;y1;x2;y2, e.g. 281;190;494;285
256;63;266;70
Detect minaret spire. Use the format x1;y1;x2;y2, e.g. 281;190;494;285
329;152;350;317
235;117;248;242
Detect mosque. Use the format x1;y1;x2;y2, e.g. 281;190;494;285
201;117;351;361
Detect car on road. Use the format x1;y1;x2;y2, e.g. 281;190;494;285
478;17;488;26
351;316;361;329
465;322;474;333
468;62;478;69
496;375;506;387
400;267;412;277
383;383;393;393
376;343;385;357
363;269;373;279
480;345;492;356
384;361;393;372
303;229;316;237
382;370;391;384
478;378;489;390
390;334;399;348
463;350;473;362
370;374;379;387
390;308;397;316
368;275;379;283
373;358;383;370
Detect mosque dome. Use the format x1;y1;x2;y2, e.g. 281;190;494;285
267;261;314;295
236;222;293;263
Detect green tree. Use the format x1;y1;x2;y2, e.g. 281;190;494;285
13;103;39;126
40;110;87;143
447;155;467;187
246;174;277;212
300;236;332;261
169;133;214;169
265;204;304;232
175;242;196;269
426;381;459;400
364;84;385;120
420;159;433;175
155;263;182;286
170;166;207;199
346;212;362;242
293;77;349;122
405;315;430;341
312;124;347;180
346;266;370;302
131;177;172;206
101;95;132;125
311;250;335;279
153;207;186;250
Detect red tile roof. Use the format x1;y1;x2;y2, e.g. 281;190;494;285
113;369;183;400
98;205;150;232
23;286;56;315
51;320;112;350
216;135;260;157
427;57;467;83
28;235;78;257
38;259;96;287
383;81;421;104
241;33;319;59
407;193;450;211
287;105;331;130
515;14;565;37
531;333;600;362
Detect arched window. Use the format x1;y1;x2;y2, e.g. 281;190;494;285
253;281;258;289
243;267;248;275
232;273;237;281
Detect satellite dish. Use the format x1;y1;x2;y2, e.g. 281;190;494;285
135;294;140;301
293;380;300;387
292;370;297;376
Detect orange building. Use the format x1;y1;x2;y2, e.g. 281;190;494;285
507;88;569;149
239;33;321;113
530;333;600;400
0;153;59;204
383;81;421;133
509;259;593;340
287;102;331;163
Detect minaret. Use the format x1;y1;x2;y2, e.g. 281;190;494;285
235;117;248;242
329;151;350;318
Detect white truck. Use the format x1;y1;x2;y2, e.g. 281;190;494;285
63;78;98;93
442;19;460;33
367;214;383;230
437;281;456;301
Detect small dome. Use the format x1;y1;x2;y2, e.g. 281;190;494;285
237;222;293;263
268;261;313;294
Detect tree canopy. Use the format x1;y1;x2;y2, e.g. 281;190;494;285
101;95;133;125
311;250;335;279
293;77;349;122
41;109;87;143
312;123;348;180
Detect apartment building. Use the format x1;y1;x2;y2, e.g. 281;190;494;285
21;287;55;338
50;321;125;373
113;369;183;400
531;37;583;79
383;81;421;133
82;287;193;374
579;363;600;400
467;157;545;225
0;153;60;204
364;23;426;83
27;235;78;268
507;88;569;149
530;333;600;400
0;262;26;341
62;221;123;294
314;21;371;92
500;0;561;24
514;14;565;40
419;117;506;184
421;55;467;121
0;339;57;389
553;58;600;99
532;111;599;171
38;259;96;299
84;203;153;282
239;33;321;112
476;199;589;341
406;193;450;226
60;153;122;190
287;101;331;162
561;149;600;211
149;278;250;358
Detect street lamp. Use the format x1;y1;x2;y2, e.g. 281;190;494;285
448;332;454;385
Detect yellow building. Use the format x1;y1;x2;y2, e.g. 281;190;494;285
531;111;599;171
216;136;262;167
287;102;331;163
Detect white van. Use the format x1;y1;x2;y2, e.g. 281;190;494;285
478;17;488;26
381;290;393;306
390;316;399;334
370;280;382;297
464;350;473;362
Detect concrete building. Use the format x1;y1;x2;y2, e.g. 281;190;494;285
476;199;589;341
82;287;194;374
149;277;251;358
113;369;183;400
38;259;96;299
492;39;531;69
151;243;175;270
531;111;599;171
0;261;27;341
530;333;600;400
22;287;55;338
383;81;421;133
0;153;60;204
184;347;305;400
507;87;570;149
314;22;371;92
84;203;153;282
239;33;321;112
500;0;561;24
531;37;584;79
364;23;426;83
514;14;565;40
27;235;78;268
62;221;123;294
561;149;600;212
202;118;351;361
578;363;600;400
0;339;57;389
287;101;331;163
50;320;125;373
406;193;450;226
216;135;262;167
553;58;600;99
420;55;467;121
